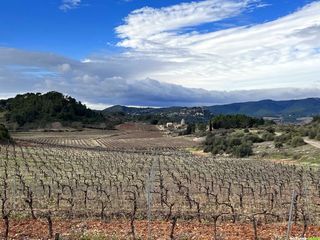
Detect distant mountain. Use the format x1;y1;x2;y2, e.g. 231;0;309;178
103;105;185;115
103;98;320;119
206;98;320;117
104;105;160;115
102;105;211;123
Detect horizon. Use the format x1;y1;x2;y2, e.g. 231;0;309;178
1;0;320;107
1;90;320;110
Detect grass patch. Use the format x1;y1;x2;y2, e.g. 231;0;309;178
253;141;320;166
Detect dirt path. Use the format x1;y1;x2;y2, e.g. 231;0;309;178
304;138;320;149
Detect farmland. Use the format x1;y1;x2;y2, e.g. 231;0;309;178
12;123;195;151
0;123;320;239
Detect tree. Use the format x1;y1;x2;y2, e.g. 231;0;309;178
185;123;196;135
211;114;266;129
0;125;10;144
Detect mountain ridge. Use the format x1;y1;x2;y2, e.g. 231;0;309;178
103;98;320;118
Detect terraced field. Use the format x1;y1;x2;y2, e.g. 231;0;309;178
13;123;196;151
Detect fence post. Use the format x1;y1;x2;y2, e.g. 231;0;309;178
286;190;296;240
146;157;156;240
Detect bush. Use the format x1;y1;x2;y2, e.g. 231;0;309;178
275;134;291;143
265;126;275;134
204;132;254;157
184;123;196;135
0;124;11;143
261;132;275;141
150;119;159;125
228;137;242;147
290;136;305;147
308;129;317;139
244;133;264;143
232;143;253;158
312;116;320;123
274;142;283;149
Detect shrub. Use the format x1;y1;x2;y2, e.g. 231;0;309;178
228;137;242;147
308;129;317;139
204;132;254;157
274;142;283;149
150;119;159;125
290;136;305;147
265;126;275;134
232;143;253;158
0;124;11;143
244;133;264;143
275;134;291;143
312;116;320;123
262;132;275;141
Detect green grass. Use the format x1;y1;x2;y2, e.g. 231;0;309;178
253;141;320;167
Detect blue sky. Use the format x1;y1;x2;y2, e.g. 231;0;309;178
0;0;313;58
1;0;320;108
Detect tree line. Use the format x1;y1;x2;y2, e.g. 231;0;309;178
0;92;105;129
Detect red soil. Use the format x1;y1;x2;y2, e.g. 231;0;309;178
1;219;319;239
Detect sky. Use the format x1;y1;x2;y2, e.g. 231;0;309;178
1;0;320;109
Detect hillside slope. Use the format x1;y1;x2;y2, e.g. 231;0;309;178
0;92;105;129
206;98;320;117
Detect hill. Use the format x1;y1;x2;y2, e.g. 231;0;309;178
102;105;211;124
103;98;320;121
103;105;185;115
206;98;320;117
0;92;105;130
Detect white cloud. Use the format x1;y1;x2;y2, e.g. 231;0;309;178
116;0;258;49
59;0;81;11
0;46;319;107
83;102;111;110
58;63;72;72
116;1;320;91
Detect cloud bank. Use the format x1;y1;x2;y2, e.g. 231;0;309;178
0;47;319;109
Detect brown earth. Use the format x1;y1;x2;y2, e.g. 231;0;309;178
1;219;319;240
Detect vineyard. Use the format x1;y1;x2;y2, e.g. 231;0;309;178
0;125;319;239
12;124;195;151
